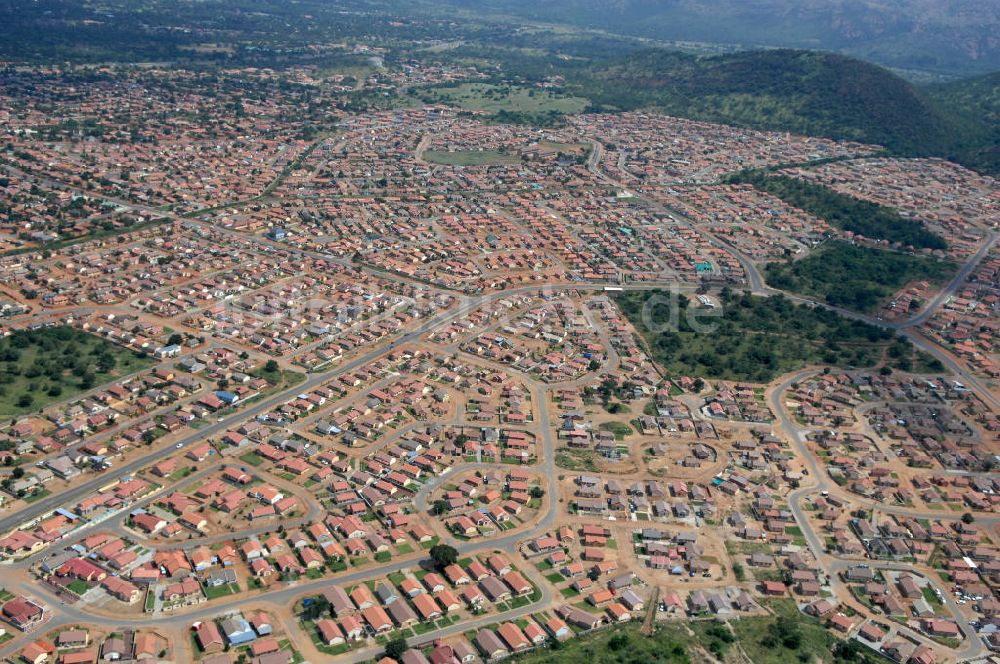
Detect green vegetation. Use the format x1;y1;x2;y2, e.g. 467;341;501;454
615;289;901;382
422;150;519;166
250;361;303;388
568;50;962;153
598;421;632;440
765;240;957;313
729;599;883;664
3;2;999;175
23;488;52;503
727;172;945;249
502;622;689;664
385;636;408;661
66;579;90;596
239;452;263;467
555;448;599;472
203;582;239;600
3;216;172;258
923;71;1000;176
429;543;459;570
416;83;588;125
691;620;736;659
434;0;1000;79
551;47;1000;176
0;326;152;418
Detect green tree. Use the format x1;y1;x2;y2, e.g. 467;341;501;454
429;544;458;570
384;636;408;661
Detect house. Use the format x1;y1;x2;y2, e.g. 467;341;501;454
920;618;960;638
315;619;344;647
501;570;532;596
339;615;365;641
400;651;432;664
607;602;632;622
221;617;256;646
130;513;166;535
761;581;786;596
361;606;393;633
387;599;418;628
205;569;238;588
557;605;602;630
56;631;90;649
545;616;570;640
804;599;836;617
100;637;129;662
0;531;44;557
429;641;476;664
250;612;273;636
412;594;442;622
479;576;511;603
2;597;44;630
21;640;56;664
473;630;509;661
323;586;353;617
619;589;644;611
858;622;885;643
496;623;529;651
101;576;141;603
195;622;224;654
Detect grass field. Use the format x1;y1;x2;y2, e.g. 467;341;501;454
203;582;240;600
421;83;588;116
501;622;689;664
598;421;633;440
0;326;153;418
555;448;600;472
423;149;520;166
502;598;850;664
731;598;841;664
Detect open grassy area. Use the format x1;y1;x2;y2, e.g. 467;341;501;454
66;579;90;596
23;488;52;503
203;582;239;600
615;289;903;382
555;448;600;472
765;240;957;313
250;365;305;389
502;622;689;664
0;326;153;418
598;421;633;440
239;452;264;467
421;83;588;116
730;598;841;664
422;149;521;166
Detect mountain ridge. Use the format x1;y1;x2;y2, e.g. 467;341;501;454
559;48;997;174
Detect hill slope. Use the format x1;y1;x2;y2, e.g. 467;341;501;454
923;71;1000;175
436;0;1000;79
564;49;993;170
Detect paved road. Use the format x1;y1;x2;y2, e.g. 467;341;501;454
904;231;998;329
771;370;987;660
0;287;523;536
2;138;997;662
